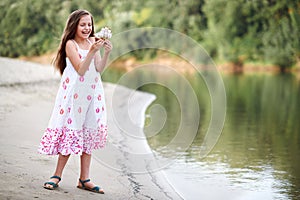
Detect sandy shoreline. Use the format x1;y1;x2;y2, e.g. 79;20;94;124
0;57;182;199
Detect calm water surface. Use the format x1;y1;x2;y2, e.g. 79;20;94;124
103;68;300;200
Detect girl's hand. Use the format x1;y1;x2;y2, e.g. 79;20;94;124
103;40;113;54
90;39;105;53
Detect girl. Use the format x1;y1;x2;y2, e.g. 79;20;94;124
38;9;112;194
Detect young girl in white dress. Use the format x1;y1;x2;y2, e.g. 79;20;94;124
38;9;112;194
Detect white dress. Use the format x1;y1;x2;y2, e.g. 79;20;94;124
38;40;107;155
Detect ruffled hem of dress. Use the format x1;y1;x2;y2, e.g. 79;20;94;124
38;125;107;155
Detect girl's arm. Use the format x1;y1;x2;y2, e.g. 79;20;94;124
93;39;113;73
65;39;104;76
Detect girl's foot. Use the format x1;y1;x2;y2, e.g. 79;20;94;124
77;179;104;194
44;175;61;190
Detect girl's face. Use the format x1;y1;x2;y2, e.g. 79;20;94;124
76;15;92;39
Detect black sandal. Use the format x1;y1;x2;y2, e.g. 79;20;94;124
77;179;104;194
43;175;61;190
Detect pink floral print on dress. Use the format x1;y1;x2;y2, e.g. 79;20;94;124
87;95;92;101
38;42;107;156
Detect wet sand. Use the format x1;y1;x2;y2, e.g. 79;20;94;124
0;57;182;199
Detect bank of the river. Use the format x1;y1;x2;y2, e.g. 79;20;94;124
15;53;300;200
19;52;300;76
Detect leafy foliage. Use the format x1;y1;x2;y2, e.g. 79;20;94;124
0;0;299;70
202;0;300;69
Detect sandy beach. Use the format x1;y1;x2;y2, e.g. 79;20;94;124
0;57;182;200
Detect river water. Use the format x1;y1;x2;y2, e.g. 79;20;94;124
103;67;300;200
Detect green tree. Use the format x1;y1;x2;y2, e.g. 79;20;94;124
261;0;300;71
203;0;261;66
0;0;67;57
202;0;299;70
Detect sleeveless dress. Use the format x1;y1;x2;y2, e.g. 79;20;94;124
38;39;107;155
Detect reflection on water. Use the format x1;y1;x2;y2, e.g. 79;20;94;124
103;68;300;200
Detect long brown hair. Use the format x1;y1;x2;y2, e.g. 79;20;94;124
54;10;95;75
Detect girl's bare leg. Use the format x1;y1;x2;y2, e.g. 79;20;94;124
78;152;104;193
44;154;70;188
